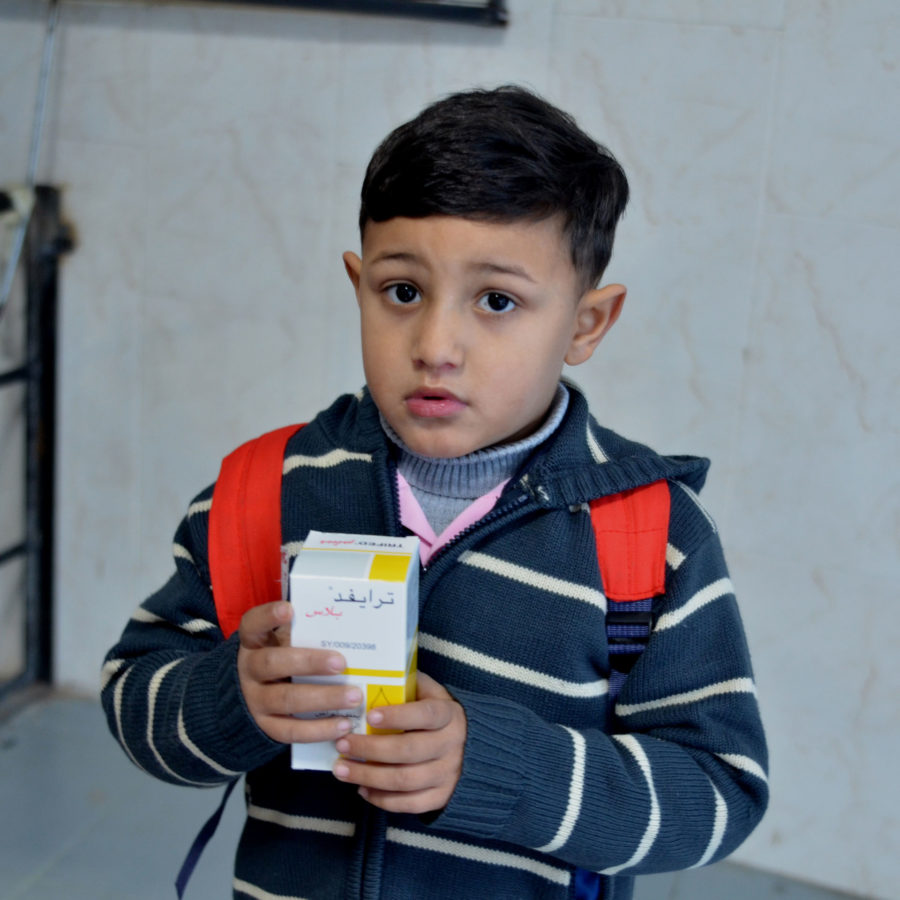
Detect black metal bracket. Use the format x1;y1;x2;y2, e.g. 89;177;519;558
0;185;73;703
181;0;508;26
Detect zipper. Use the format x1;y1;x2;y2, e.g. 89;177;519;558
383;455;539;576
352;466;535;898
419;485;533;583
350;456;403;900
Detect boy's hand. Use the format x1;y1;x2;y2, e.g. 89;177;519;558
331;672;466;815
237;601;360;744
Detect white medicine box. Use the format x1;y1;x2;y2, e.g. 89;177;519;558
289;531;419;770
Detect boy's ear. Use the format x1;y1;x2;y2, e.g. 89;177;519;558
565;283;626;366
343;251;362;297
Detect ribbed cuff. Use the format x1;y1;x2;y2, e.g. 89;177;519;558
429;687;530;838
185;634;284;772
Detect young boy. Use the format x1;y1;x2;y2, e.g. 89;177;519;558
102;86;767;900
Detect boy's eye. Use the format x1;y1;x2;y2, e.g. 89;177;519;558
478;292;516;314
387;283;420;305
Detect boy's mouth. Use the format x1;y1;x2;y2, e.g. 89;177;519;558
405;388;466;418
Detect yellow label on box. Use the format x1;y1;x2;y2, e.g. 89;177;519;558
366;683;406;735
369;553;413;582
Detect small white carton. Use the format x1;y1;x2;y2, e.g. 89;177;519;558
289;531;419;770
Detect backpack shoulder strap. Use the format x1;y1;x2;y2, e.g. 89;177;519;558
576;480;671;898
589;479;670;601
178;424;304;896
208;423;305;639
589;479;670;687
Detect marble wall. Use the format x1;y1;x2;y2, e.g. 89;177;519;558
1;0;897;896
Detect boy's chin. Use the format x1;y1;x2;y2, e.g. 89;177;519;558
394;426;489;460
400;428;534;460
404;438;482;460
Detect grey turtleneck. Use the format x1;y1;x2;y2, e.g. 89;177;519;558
380;384;570;536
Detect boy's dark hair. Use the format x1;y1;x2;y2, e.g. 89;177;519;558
359;85;629;289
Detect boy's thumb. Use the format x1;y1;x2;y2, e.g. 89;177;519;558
238;601;292;648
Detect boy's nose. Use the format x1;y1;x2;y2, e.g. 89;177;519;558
412;304;465;373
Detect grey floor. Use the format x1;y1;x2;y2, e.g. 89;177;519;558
0;691;856;900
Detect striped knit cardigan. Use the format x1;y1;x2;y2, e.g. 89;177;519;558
101;385;768;900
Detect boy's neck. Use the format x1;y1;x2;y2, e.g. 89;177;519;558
381;384;569;500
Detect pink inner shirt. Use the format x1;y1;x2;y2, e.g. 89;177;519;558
396;472;509;566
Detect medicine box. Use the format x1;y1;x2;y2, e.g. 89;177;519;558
289;531;419;770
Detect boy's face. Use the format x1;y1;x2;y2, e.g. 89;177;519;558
344;215;624;459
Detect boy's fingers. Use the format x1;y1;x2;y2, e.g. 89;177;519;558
336;703;465;767
334;758;434;793
364;673;457;732
364;696;452;734
242;645;347;683
414;671;449;700
238;601;293;648
237;602;355;745
256;681;362;719
333;755;458;808
356;786;447;816
259;712;354;746
336;729;435;766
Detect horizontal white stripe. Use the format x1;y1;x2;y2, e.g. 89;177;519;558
248;803;355;837
131;606;163;626
602;735;660;874
716;752;768;783
283;448;371;474
130;606;214;634
674;480;717;531
113;667;152;776
100;657;123;693
666;543;686;570
386;827;570;887
188;498;212;517
691;781;727;868
172;542;194;565
460;551;606;611
178;707;241;778
181;617;217;633
586;422;608;463
233;878;308;900
617;678;757;718
535;726;586;853
147;659;208;786
655;577;733;632
282;540;304;560
419;632;608;699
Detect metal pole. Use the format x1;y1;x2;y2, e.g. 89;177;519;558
0;0;61;317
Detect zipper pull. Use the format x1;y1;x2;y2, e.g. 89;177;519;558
518;473;551;505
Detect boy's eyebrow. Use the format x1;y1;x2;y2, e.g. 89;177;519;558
369;251;537;283
369;251;421;267
469;261;537;283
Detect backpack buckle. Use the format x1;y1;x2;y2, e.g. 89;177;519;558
605;610;653;644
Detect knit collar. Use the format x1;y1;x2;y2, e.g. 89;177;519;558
380;384;570;500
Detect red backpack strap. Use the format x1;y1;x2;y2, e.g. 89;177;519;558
578;481;671;896
208;424;305;639
589;479;670;602
590;480;670;702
